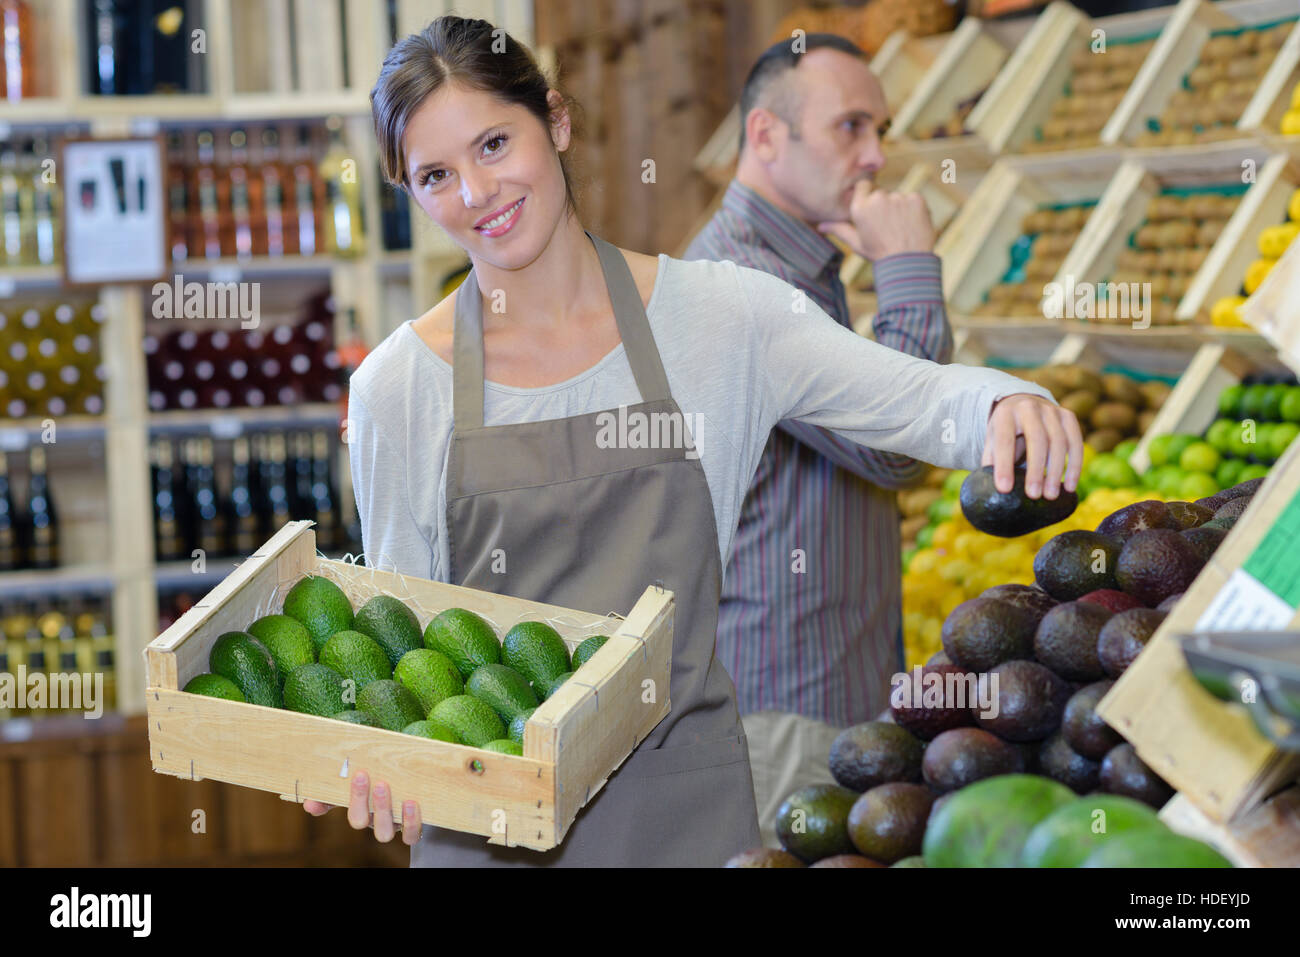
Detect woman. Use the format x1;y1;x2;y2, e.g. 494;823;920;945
305;16;1082;867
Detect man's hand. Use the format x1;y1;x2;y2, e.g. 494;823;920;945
817;181;935;261
303;770;423;845
983;394;1084;500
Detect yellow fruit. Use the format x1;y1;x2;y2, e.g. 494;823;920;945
1283;109;1300;137
953;531;984;559
939;590;966;618
931;522;959;551
1244;258;1276;295
1258;223;1300;259
1211;295;1249;328
909;548;942;576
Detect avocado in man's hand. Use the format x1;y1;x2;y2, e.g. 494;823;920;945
960;465;1077;538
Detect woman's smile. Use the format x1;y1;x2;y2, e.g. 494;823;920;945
474;197;525;237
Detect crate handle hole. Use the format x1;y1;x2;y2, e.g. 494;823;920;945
468;759;484;775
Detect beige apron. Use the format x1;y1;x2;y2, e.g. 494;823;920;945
411;233;759;867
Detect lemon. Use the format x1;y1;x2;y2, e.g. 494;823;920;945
1244;258;1276;295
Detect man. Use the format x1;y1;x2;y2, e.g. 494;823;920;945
684;34;952;847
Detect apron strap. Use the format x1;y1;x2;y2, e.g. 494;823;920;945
452;231;672;430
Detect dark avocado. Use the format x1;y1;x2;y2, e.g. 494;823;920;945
1097;608;1166;678
1061;680;1123;758
890;663;975;740
1033;530;1123;600
921;727;1025;793
941;596;1039;671
1034;601;1114;681
828;721;924;792
1164;501;1213;530
1099;743;1174;809
1039;732;1101;794
1181;525;1227;564
1116;530;1204;607
975;660;1071;742
1096;500;1178;543
959;465;1078;538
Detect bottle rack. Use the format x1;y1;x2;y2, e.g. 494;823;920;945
0;0;534;718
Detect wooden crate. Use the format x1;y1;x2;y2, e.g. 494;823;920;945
1096;438;1300;823
935;155;1118;317
1161;788;1300;867
966;1;1172;156
144;522;675;852
1179;152;1300;322
1104;0;1299;147
1046;146;1271;328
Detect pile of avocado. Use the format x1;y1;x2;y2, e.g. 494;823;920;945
182;575;609;756
727;480;1265;868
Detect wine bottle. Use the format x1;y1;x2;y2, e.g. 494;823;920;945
152;437;185;561
25;445;57;569
0;451;19;571
291;125;319;257
189;437;225;558
260;432;291;537
192;129;222;259
225;435;260;555
310;430;340;552
319;115;363;256
0;0;34;102
259;127;286;257
165;129;189;262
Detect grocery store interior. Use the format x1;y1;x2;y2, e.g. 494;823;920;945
2;0;1300;873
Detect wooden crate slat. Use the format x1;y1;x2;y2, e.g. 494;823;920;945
1239;18;1300;135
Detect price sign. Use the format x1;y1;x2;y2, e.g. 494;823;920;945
1241;239;1300;375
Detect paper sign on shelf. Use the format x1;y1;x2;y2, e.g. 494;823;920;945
1194;486;1300;632
1240;239;1300;376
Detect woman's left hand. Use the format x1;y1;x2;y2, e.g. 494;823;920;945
982;393;1083;499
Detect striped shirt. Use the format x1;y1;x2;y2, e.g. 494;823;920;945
684;179;953;726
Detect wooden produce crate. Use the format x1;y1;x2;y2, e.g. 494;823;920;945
966;0;1170;156
936;157;1117;319
1096;438;1300;823
1238;9;1300;137
1104;0;1297;149
1179;152;1300;323
143;522;675;852
1050;147;1265;329
1161;788;1300;867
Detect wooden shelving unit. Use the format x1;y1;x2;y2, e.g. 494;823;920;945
0;0;525;716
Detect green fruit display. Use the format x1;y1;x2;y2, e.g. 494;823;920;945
1239;383;1270;421
1238;463;1270;482
501;621;571;692
183;673;246;702
246;614;315;686
775;785;859;863
209;631;281;708
1270;422;1299;459
319;630;392;691
424;608;501;679
283;663;349;716
1281;385;1300;422
1217;383;1244;418
1204;418;1236;454
351;595;424;668
1019;795;1164;867
922;774;1076;868
1178;472;1219;500
481;739;524;755
282;575;354;655
393;648;464;715
1215;458;1246;489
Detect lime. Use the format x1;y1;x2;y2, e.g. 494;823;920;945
927;498;958;523
916;525;935;549
1240;383;1270;421
1239;464;1270;482
1255;424;1277;463
1281;386;1300;423
1147;434;1175;468
1113;439;1139;461
1179;472;1219;500
1262;384;1288;423
1178;441;1220;474
1227;421;1258;460
1157;468;1187;498
942;470;969;498
1204;419;1236;454
1091;455;1140;489
1270;422;1300;459
1215;458;1246;489
1218;383;1245;418
1139;467;1160;490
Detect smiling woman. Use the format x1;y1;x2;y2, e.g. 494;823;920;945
327;14;1080;869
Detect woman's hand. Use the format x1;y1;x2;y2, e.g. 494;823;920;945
983;393;1083;499
303;771;424;845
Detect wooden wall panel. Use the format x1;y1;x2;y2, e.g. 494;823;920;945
0;760;16;866
19;753;96;866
